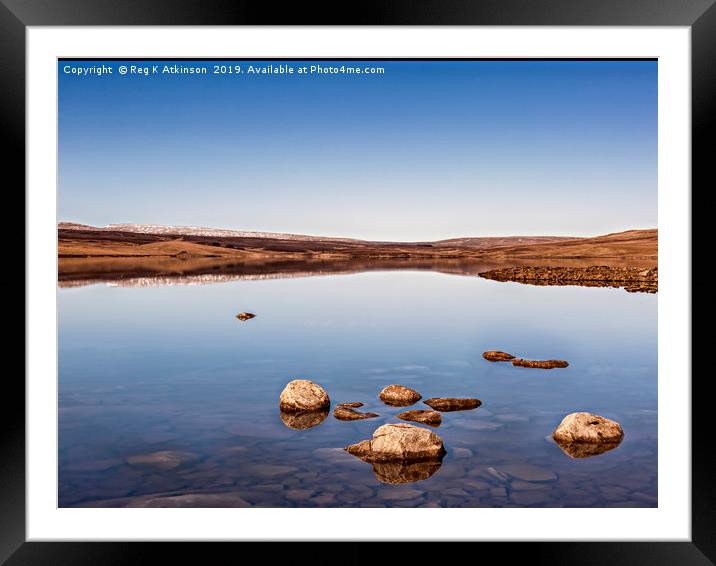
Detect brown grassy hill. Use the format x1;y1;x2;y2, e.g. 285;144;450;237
434;236;575;248
58;225;657;261
59;238;250;258
480;229;657;260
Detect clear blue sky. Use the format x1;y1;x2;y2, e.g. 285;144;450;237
58;59;657;240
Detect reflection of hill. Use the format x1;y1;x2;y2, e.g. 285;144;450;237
58;256;656;288
58;226;657;288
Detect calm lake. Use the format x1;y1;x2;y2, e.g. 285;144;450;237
58;266;657;508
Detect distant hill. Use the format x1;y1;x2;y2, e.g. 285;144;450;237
482;229;657;260
433;235;576;249
57;222;656;261
57;222;364;243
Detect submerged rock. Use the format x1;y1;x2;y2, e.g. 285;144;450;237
512;358;569;369
333;406;379;421
133;493;252;508
236;312;256;321
125;450;199;470
337;402;364;408
552;412;624;457
378;384;422;407
370;459;443;484
398;409;442;426
345;423;445;462
499;464;557;482
423;397;482;412
279;408;329;430
482;351;515;362
279;379;330;412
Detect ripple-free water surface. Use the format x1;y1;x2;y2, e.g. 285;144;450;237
59;270;657;507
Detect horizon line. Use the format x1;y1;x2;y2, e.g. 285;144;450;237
57;220;658;244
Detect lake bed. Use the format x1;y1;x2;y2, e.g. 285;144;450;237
59;267;657;508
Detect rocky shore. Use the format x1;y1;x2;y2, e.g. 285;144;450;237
478;266;657;293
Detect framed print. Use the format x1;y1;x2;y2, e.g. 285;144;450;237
9;1;709;564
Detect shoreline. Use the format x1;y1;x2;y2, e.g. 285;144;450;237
479;266;658;293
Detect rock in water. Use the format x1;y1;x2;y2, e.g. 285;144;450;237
337;402;364;408
423;397;482;412
552;412;624;446
478;266;658;293
333;406;379;421
236;312;256;321
134;493;252;508
512;358;569;369
345;423;445;462
379;384;422;407
398;409;442;426
125;450;199;470
279;379;330;412
280;408;328;430
499;464;557;482
482;351;515;362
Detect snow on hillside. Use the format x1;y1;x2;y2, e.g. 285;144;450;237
58;222;361;242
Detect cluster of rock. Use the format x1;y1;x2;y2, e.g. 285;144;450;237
277;380;488;483
478;266;658;293
278;373;626;486
483;350;569;369
480;352;623;456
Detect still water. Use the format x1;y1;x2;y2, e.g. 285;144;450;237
59;269;657;507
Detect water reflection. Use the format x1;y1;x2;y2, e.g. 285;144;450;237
58;256;657;288
279;409;329;430
553;438;623;459
368;458;444;484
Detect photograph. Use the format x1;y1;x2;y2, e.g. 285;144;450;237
57;58;658;509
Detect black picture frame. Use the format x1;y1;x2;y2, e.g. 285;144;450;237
7;1;707;563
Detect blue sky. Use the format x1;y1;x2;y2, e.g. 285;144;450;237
58;60;657;240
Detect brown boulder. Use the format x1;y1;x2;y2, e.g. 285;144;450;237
345;423;445;462
398;409;442;426
512;358;569;369
379;384;422;407
279;408;329;430
482;351;515;362
337;402;364;408
236;312;256;321
552;412;624;445
279;379;330;412
333;406;379;421
423;397;482;412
